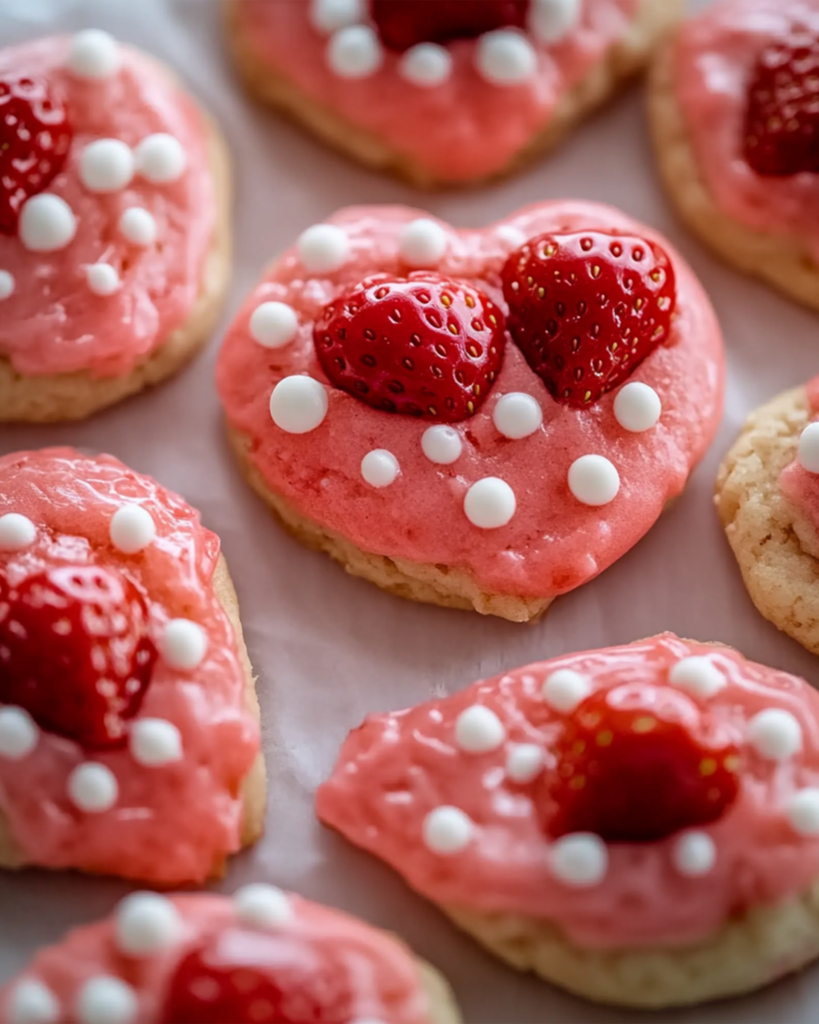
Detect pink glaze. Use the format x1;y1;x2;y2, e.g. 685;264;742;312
317;633;819;950
217;203;725;602
674;0;819;259
779;374;819;522
0;894;433;1023
233;0;642;182
0;449;259;885
0;36;216;378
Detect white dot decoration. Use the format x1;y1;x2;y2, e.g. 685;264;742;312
475;30;537;85
115;893;182;956
67;29;121;79
250;302;299;349
68;763;119;813
798;422;819;474
550;833;608;887
422;425;462;465
493;393;543;439
159;619;208;670
269;376;329;434
0;512;37;551
109;505;156;554
7;979;60;1024
399;43;453;87
398;218;448;267
19;195;77;253
86;263;120;296
297;223;350;274
454;705;506;754
134;134;187;184
787;788;819;835
0;270;14;300
541;669;590;713
234;884;293;928
669;657;725;700
0;708;39;761
327;25;383;79
505;743;544;783
423;806;474;855
119;208;157;247
75;977;137;1024
613;382;662;433
529;0;582;43
464;478;516;529
361;449;400;488
310;0;365;33
673;831;716;877
568;455;620;506
130;719;183;767
747;709;802;761
79;139;134;193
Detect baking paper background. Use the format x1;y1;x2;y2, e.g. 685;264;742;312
1;0;818;1020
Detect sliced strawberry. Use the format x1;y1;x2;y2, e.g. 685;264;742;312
501;231;676;407
314;272;505;422
545;684;740;842
371;0;529;51
0;564;156;748
161;928;354;1024
744;28;819;176
0;73;73;234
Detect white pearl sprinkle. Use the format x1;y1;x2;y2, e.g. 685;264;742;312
19;195;77;253
159;619;208;670
550;833;608;887
493;392;543;439
529;0;582;43
398;218;448;267
475;30;537;85
115;892;182;956
327;25;383;79
234;884;293;928
7;979;60;1024
67;29;121;79
75;977;137;1024
297;223;350;274
568;454;620;506
422;806;474;855
68;763;119;813
669;657;725;700
361;449;400;488
541;669;590;713
250;302;299;349
505;743;545;783
673;831;716;877
747;709;803;761
496;225;527;250
309;0;366;33
787;788;819;835
119;208;157;247
109;505;156;554
464;477;516;529
798;422;819;474
0;270;14;300
399;43;453;87
613;382;662;433
130;719;183;767
0;708;39;761
134;134;186;184
454;705;506;754
422;425;462;465
86;263;120;296
0;513;37;551
79;139;134;193
269;376;329;434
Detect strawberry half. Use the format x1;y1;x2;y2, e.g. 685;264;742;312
545;684;740;843
501;231;676;407
0;73;73;234
0;564;156;748
371;0;529;51
314;272;505;422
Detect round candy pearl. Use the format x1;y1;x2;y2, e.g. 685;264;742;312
327;25;383;79
529;0;582;43
134;134;186;184
747;709;802;761
115;893;182;956
475;30;537;85
550;834;608;887
505;744;544;783
398;218;448;267
109;505;156;554
0;512;37;551
0;270;14;300
454;705;506;753
269;376;328;434
19;195;77;253
787;788;819;835
234;884;293;928
130;719;183;767
673;831;716;877
250;302;299;348
310;0;365;33
160;619;208;670
613;382;661;433
669;656;725;700
798;422;819;473
422;806;474;854
79;139;134;193
399;43;452;87
422;425;462;465
493;393;543;439
568;455;620;506
0;708;38;761
76;977;137;1024
67;30;121;79
361;449;400;488
541;669;590;713
86;263;120;296
464;478;516;529
119;208;157;246
7;979;60;1024
297;224;350;273
68;763;119;813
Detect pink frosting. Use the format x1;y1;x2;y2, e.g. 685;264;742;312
0;449;259;885
217;203;724;602
779;374;819;522
0;893;434;1023
232;0;642;182
317;633;819;949
674;0;819;258
0;36;216;378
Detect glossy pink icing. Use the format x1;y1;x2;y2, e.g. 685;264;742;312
0;36;216;378
217;203;725;602
233;0;642;182
317;633;819;949
0;893;433;1024
779;374;819;524
0;449;259;885
674;0;819;258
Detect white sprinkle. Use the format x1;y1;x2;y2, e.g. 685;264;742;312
550;833;608;887
159;619;208;670
787;788;819;835
19;195;77;253
0;708;39;760
0;513;37;551
669;657;725;700
119;208;157;247
115;893;182;956
327;25;383;79
475;30;537;85
747;709;803;761
454;705;506;754
269;376;329;434
79;139;134;193
7;979;60;1024
361;449;399;488
109;505;156;554
496;225;527;250
68;763;119;813
134;134;186;184
67;29;121;80
130;719;183;767
234;884;293;928
422;425;462;465
250;302;299;348
798;422;819;474
529;0;582;43
398;218;448;267
464;477;516;529
309;0;365;33
422;806;474;855
0;270;14;300
75;977;137;1024
505;743;544;783
568;454;620;506
399;43;452;87
613;382;662;433
541;669;590;713
86;263;120;296
673;831;716;877
493;393;543;439
297;223;350;274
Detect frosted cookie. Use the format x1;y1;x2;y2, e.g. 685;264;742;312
0;889;461;1024
0;448;264;885
649;0;819;310
224;0;681;187
217;202;724;623
318;633;819;1008
0;30;231;423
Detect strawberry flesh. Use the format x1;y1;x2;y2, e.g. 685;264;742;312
370;0;529;51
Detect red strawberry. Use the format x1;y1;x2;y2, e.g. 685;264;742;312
161;928;354;1024
0;73;73;234
501;231;676;407
545;684;740;842
371;0;529;51
744;28;819;176
314;273;505;422
0;564;156;748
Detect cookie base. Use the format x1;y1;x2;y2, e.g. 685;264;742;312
418;958;462;1024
